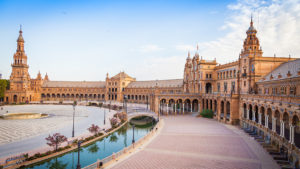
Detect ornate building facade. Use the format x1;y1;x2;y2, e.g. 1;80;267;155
4;20;300;165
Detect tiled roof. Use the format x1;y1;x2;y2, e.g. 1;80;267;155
111;72;134;79
42;81;106;88
127;79;183;88
259;59;300;82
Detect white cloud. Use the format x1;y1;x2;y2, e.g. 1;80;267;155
175;44;196;52
139;45;163;52
132;55;186;80
199;0;300;64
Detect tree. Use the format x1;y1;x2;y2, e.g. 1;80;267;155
0;80;9;102
45;133;67;152
88;124;100;135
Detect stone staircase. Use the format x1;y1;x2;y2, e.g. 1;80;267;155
242;127;294;169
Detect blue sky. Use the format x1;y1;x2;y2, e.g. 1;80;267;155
0;0;299;81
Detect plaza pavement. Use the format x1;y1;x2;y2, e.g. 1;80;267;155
111;115;280;169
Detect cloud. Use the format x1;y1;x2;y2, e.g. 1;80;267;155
199;0;300;64
175;44;196;52
132;55;186;80
139;45;163;52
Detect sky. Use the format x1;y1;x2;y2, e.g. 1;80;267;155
0;0;299;81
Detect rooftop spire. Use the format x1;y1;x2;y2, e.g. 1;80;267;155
17;25;24;42
250;14;253;27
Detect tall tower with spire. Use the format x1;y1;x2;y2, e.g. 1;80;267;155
7;26;32;103
240;16;263;58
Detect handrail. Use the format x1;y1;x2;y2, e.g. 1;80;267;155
83;119;161;169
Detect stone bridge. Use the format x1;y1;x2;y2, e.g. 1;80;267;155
127;107;158;121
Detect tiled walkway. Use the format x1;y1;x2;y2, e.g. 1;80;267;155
111;115;280;169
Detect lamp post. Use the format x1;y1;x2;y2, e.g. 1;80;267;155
76;141;82;169
109;101;111;112
123;95;128;115
104;109;106;125
132;124;135;147
72;102;76;137
146;95;148;111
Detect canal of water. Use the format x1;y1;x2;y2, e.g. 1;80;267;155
25;122;153;169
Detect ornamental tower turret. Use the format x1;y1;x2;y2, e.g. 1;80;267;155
9;26;31;92
240;16;263;58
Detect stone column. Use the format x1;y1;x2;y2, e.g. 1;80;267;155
272;118;276;132
282;121;285;138
198;103;201;113
183;103;185;114
265;115;268;128
258;113;262;125
247;109;249;120
175;103;177;115
280;121;283;136
166;103;168;115
190;103;192;112
252;111;255;121
289;125;295;144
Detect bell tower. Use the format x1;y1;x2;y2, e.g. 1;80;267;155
8;26;32;103
240;16;263;58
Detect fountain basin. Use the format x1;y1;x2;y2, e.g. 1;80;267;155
0;113;48;120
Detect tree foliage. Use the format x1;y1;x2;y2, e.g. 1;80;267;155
45;133;67;151
88;124;100;135
0;80;9;101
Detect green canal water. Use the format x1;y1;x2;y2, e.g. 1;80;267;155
25;122;154;169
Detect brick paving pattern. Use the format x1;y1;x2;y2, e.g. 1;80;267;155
111;116;280;169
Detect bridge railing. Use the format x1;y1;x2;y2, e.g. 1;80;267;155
83;119;161;169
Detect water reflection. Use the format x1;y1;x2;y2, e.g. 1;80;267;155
26;122;153;169
46;158;68;169
87;144;99;154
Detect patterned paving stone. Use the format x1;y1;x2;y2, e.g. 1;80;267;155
111;116;280;169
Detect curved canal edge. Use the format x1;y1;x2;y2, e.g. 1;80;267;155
8;119;128;169
83;118;164;169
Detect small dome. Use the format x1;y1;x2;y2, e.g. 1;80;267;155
17;30;24;42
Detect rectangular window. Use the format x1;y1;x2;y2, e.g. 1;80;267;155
231;81;235;93
224;82;227;92
217;83;220;92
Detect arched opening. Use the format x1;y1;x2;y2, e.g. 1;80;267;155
254;105;258;123
267;108;272;129
226;101;230;121
205;83;212;94
202;99;204;109
94;94;97;99
209;100;212;110
71;94;75;98
206;99;208;109
243;103;247;119
261;107;265;126
102;94;105;100
184;99;191;113
249;105;253;120
142;95;145;101
176;99;183;114
220;101;224;120
13;95;18;102
214;100;217;117
292;115;300;148
192;99;199;112
283;112;289;140
160;99;167;115
274;110;280;135
47;94;50;98
52;94;56;98
57;94;60;98
168;99;175;114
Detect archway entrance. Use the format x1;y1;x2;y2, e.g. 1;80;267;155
13;95;17;103
205;83;212;94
